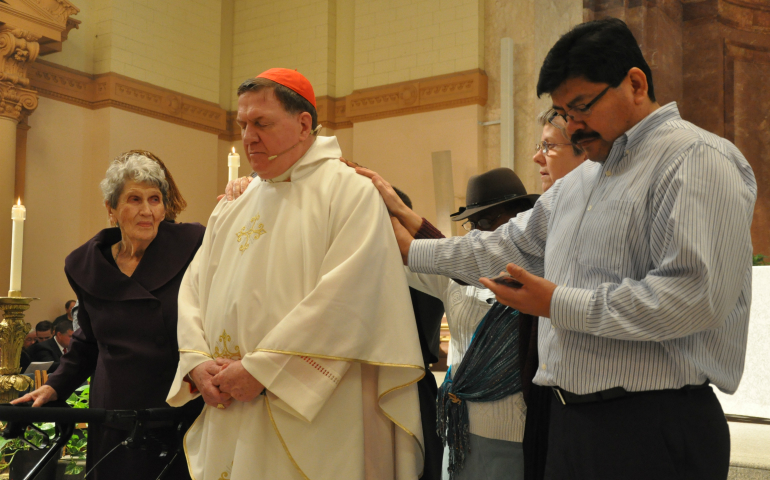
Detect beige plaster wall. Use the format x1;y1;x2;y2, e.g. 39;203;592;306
481;0;582;195
219;0;235;110
333;127;354;161
90;0;222;103
353;0;484;90
21;97;219;324
232;0;336;104
351;105;482;228
42;0;96;74
335;0;355;98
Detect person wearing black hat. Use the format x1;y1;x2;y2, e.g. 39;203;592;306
353;164;538;480
404;18;755;480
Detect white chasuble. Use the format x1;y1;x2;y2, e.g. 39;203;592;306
167;136;425;480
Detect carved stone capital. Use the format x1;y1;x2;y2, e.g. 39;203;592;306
0;26;40;122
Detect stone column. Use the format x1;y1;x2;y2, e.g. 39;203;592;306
0;27;39;291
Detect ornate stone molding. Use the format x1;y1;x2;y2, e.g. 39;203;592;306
29;61;487;139
0;0;80;55
28;60;227;134
0;27;41;121
316;95;351;130
346;69;487;123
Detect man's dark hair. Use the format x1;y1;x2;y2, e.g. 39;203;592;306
237;78;318;130
393;187;413;210
64;299;76;310
36;321;52;333
54;320;73;335
537;18;655;102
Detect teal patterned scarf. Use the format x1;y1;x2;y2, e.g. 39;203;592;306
436;302;522;478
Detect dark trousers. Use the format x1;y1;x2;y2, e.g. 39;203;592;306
523;384;552;480
544;386;730;480
418;368;443;480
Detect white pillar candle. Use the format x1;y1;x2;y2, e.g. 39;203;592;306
10;199;25;293
228;147;240;182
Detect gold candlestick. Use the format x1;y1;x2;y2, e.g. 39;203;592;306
0;294;36;403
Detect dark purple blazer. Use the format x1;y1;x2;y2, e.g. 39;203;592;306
47;221;205;410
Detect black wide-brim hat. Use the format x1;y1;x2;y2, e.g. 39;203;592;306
450;167;540;221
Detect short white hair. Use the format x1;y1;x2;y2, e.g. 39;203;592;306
100;153;169;209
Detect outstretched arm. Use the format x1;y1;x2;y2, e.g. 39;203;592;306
408;185;554;287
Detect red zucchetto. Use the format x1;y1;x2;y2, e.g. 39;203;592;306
256;68;316;108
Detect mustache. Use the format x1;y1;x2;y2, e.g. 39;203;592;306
571;131;601;145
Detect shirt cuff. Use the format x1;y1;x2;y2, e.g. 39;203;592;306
414;218;446;240
549;286;593;332
407;239;442;274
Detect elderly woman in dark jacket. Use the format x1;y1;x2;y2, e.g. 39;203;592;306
14;150;208;480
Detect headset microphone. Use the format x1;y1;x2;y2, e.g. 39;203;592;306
267;125;323;161
267;143;300;161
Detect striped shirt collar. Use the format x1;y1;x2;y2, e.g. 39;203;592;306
603;101;681;168
624;101;680;151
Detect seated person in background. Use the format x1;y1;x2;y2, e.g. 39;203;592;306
34;321;53;342
20;331;37;372
52;300;76;330
30;320;73;373
23;332;37;350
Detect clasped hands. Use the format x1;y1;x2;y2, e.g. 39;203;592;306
189;358;265;409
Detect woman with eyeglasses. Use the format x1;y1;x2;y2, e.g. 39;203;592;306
533;109;588;192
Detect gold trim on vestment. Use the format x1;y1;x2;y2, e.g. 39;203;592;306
177;347;426;479
253;348;426;478
253;348;425;371
265;394;311;480
179;349;214;358
183;407;205;480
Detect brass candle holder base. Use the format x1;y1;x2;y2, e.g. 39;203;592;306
0;295;37;404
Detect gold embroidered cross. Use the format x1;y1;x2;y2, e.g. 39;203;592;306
213;329;241;360
236;215;267;253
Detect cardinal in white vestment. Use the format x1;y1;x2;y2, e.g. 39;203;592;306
167;69;425;480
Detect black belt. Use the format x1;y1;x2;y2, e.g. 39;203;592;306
552;382;711;405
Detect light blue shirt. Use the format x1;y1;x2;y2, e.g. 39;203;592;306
408;103;757;394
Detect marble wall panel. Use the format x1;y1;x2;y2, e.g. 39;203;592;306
585;0;684;106
681;18;724;133
682;1;770;256
733;57;770;258
647;3;683;105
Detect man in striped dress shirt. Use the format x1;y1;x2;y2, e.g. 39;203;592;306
402;18;757;479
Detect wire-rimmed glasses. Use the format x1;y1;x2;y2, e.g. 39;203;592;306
534;140;574;155
552;85;611;123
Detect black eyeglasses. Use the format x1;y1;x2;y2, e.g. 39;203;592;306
462;212;504;232
553;85;611;123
